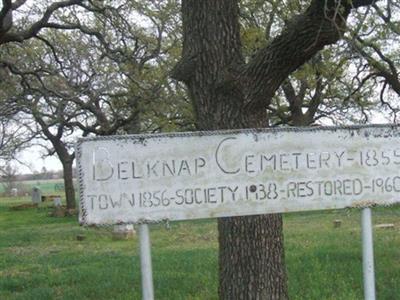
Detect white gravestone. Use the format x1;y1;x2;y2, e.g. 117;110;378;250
11;188;18;197
31;187;41;204
53;196;62;207
113;224;135;240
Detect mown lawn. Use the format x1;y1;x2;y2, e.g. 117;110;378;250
0;197;399;299
0;179;66;196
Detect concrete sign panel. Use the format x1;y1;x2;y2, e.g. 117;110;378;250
77;125;400;225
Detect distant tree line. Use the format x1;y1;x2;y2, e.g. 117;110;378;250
0;167;72;182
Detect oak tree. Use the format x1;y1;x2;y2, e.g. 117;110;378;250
172;0;382;298
0;0;191;209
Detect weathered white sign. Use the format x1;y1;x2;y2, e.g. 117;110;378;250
77;125;400;225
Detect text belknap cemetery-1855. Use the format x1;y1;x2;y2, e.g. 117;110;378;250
77;124;400;225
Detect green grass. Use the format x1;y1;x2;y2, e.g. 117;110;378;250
0;179;67;195
0;197;399;299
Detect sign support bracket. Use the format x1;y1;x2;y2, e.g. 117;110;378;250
139;224;154;300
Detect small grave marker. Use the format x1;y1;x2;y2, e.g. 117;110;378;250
31;187;41;204
334;219;342;228
112;224;135;240
374;223;395;229
53;196;62;207
76;234;86;241
11;188;18;197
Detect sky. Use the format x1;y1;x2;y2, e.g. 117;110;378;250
17;145;63;174
15;113;390;175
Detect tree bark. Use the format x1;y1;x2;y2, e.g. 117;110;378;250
175;1;287;298
62;156;76;210
218;214;287;299
173;0;379;298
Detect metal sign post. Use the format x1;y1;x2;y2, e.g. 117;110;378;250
361;208;376;300
139;224;154;300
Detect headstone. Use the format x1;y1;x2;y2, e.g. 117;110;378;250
112;224;135;240
53;206;66;217
53;196;62;207
11;188;18;197
333;219;342;228
374;223;395;229
31;187;41;204
76;234;86;241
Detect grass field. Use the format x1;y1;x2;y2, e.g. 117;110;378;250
0;179;67;195
0;197;399;299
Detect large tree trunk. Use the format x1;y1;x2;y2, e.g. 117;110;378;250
173;0;378;298
174;1;288;299
218;215;287;299
62;157;76;210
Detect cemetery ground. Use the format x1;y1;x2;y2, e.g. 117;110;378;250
0;179;66;196
0;197;399;300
